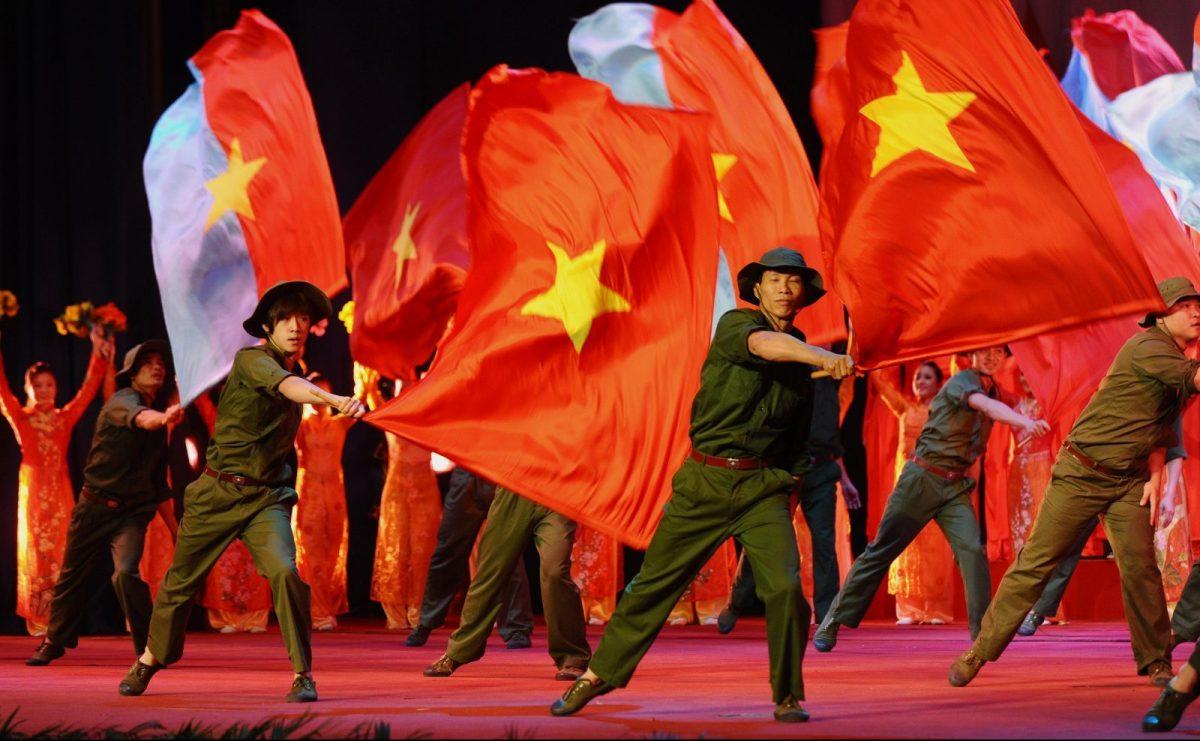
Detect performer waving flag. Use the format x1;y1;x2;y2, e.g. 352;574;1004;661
144;10;345;405
819;0;1162;370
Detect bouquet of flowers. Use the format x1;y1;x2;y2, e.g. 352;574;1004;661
0;290;18;319
54;301;128;338
338;300;355;335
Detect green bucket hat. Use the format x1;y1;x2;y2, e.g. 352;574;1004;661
243;281;333;339
1139;276;1200;327
115;339;173;388
736;247;826;307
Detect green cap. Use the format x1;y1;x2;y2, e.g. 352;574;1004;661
1139;277;1200;327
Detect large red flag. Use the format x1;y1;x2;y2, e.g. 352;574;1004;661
1071;10;1183;100
811;22;850;170
343;85;470;379
570;0;845;344
819;0;1162;369
366;67;720;548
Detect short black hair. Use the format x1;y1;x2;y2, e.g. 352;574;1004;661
266;291;314;332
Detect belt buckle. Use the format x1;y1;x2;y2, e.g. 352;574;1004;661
724;457;739;469
232;474;247;486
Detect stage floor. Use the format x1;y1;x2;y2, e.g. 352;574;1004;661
0;619;1181;738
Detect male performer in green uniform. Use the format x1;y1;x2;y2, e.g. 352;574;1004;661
813;347;1048;649
551;247;854;723
422;486;589;680
950;277;1200;690
116;281;366;703
26;340;180;666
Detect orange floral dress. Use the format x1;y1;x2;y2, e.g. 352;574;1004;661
201;539;271;632
371;433;441;630
139;514;175;601
293;408;353;629
571;525;622;624
669;538;737;625
882;393;957;624
0;352;106;635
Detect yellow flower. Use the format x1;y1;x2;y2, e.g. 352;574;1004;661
0;290;17;318
54;318;69;336
339;301;356;335
64;304;80;323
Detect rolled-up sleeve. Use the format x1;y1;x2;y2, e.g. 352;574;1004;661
104;390;150;430
1132;338;1200;395
712;311;769;367
237;350;295;398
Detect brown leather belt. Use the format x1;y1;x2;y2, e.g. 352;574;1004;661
912;456;968;482
81;485;121;509
1062;441;1139;479
809;451;839;468
203;466;276;488
689;450;773;470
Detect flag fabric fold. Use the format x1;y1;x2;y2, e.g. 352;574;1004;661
145;10;345;404
343;84;471;380
569;0;845;344
818;0;1161;370
366;66;720;548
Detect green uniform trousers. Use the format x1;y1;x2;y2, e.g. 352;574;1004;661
446;487;590;670
973;453;1169;673
146;476;312;673
589;460;808;704
1169;558;1200;644
46;494;158;654
827;462;990;637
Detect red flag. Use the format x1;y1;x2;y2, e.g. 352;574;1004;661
1071;10;1183;100
811;22;850;166
819;0;1161;369
1010;112;1200;453
366;67;720;548
191;10;345;296
343;85;470;379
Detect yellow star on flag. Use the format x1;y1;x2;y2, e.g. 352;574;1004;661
520;240;632;353
392;202;421;290
712;152;738;223
204;138;267;231
859;51;977;177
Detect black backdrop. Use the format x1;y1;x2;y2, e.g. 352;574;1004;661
1;0;1196;631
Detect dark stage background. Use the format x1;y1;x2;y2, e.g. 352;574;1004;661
0;0;1196;633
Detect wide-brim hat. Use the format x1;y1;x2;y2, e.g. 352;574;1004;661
243;280;333;338
115;339;173;388
736;247;826;307
1139;276;1200;327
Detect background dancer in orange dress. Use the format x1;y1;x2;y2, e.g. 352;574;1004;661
293;375;354;630
668;540;737;626
872;362;956;625
0;326;112;635
571;525;621;625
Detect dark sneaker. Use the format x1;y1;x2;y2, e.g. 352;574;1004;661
26;640;65;666
717;608;739;635
812;614;840;652
948;649;986;687
1148;661;1175;688
550;676;614;717
423;655;461;677
286;675;318;703
774;697;810;723
118;661;162;696
505;633;532;650
1016;611;1045;637
555;666;585;682
405;625;431;647
1144;683;1200;732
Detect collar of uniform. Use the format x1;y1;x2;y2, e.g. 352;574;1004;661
754;307;806;341
1146;322;1186;354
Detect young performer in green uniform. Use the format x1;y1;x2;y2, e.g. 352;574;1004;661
551;247;854;723
813;347;1048;648
952;277;1200;693
117;281;365;703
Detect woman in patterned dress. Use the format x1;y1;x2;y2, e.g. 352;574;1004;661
0;326;111;636
571;525;622;625
872;361;957;625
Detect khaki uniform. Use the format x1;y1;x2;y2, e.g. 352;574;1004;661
827;369;997;637
145;345;312;673
445;487;588;670
588;308;813;704
46;387;170;654
972;325;1199;673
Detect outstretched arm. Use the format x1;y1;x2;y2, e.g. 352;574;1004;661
747;331;855;379
279;376;367;418
967;392;1049;438
63;327;114;426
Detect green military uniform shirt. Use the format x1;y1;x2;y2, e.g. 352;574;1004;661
912;369;998;472
81;387;169;503
1070;325;1200;471
205;345;300;484
688;308;814;477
